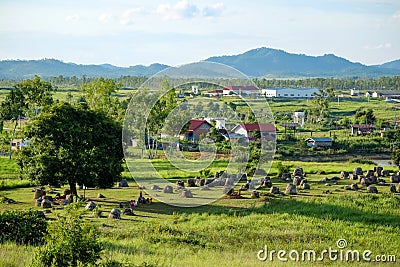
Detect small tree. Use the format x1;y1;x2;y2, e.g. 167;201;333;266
30;204;102;267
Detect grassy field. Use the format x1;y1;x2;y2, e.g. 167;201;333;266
1;156;400;266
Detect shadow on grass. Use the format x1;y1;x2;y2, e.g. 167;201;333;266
138;196;400;228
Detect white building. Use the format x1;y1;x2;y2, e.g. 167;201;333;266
262;88;319;98
350;89;359;96
293;112;305;128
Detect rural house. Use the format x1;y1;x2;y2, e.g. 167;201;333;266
186;119;213;141
305;137;332;148
231;123;277;139
223;86;260;97
350;124;375;135
262;88;319;98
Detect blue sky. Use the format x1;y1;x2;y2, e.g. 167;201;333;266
0;0;399;66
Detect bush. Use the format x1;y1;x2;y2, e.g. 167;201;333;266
30;204;102;267
0;209;47;245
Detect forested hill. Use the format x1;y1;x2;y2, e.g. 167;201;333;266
1;47;399;79
205;47;400;78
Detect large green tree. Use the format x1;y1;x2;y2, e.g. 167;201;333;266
385;129;400;169
18;102;124;195
0;75;54;158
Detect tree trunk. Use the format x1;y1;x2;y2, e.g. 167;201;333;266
9;119;18;159
69;180;77;197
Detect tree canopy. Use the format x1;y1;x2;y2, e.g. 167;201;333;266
18;102;124;194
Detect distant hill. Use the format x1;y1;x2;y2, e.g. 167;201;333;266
0;48;399;79
376;59;400;71
205;47;399;77
0;59;169;79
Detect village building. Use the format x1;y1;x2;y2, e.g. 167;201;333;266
262;88;319;98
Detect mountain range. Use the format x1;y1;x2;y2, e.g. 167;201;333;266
0;47;399;79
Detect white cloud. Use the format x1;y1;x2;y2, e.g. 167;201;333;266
65;14;79;23
156;1;225;20
392;11;400;20
157;0;199;20
202;3;224;17
98;13;113;24
120;8;143;25
364;42;392;50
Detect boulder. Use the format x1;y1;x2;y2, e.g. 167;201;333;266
281;172;291;181
33;188;46;199
200;185;210;190
41;198;52;208
223;187;234;195
151;185;162;191
350;174;358;180
345;185;351;190
374;166;383;176
187;178;196;187
293;167;303;177
85;201;96;211
225;177;235;187
353;167;363;175
37;210;46;219
239;173;247;181
181;189;193;198
390;175;400;183
293;176;303;186
118;179;129;187
365;170;374;178
176;180;185;187
251;191;260;198
300;179;308;186
351;183;359;190
262;177;272;187
163;185;173;194
97;193;106;198
285;184;297;195
317;170;326;175
367;186;378;194
269;186;280;194
390;184;397;193
109;208;121;219
214;172;220;179
204;179;214;185
340;171;349;179
35;198;42;207
381;170;390;177
123;208;134;215
301;183;310;190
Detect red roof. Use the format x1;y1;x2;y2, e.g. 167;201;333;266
241;123;277;132
188;120;212;131
224;86;259;91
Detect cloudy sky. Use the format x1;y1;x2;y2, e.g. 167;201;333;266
0;0;399;67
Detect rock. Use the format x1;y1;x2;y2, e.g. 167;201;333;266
301;183;310;190
200;185;210;190
269;186;280;194
181;189;193;198
85;201;96;211
204;179;214;185
33;188;46;199
196;178;205;187
214;172;220;179
223;187;234;195
321;177;330;183
123;208;134;215
37;211;46;219
255;169;267;176
262;177;272;187
365;170;374;178
118;179;129;187
360;177;372;186
35;198;42;207
41;198;52;208
351;183;359;190
248;180;255;190
239;173;247;181
63;189;71;196
317;170;326;175
44;209;52;214
281;172;291;180
285;184;297;195
367;186;378;193
374;166;383;176
225;177;235;187
251;191;260;198
390;175;400;183
300;179;307;186
293;176;303;186
187;178;196;187
381;170;390;177
109;208;121;219
390;184;397;193
325;183;331;186
97;193;106;198
345;185;351;190
293;167;303;177
151;185;162;191
323;190;332;194
353;167;363;175
340;171;349;179
163;185;173;193
350;174;358;180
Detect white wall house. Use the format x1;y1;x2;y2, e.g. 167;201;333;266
262;88;320;98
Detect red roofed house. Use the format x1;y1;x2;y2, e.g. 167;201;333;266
186;119;213;141
231;123;277;139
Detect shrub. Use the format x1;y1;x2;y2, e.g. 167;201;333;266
0;209;47;245
30;204;102;267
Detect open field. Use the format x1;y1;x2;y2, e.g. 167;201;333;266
1;156;400;266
